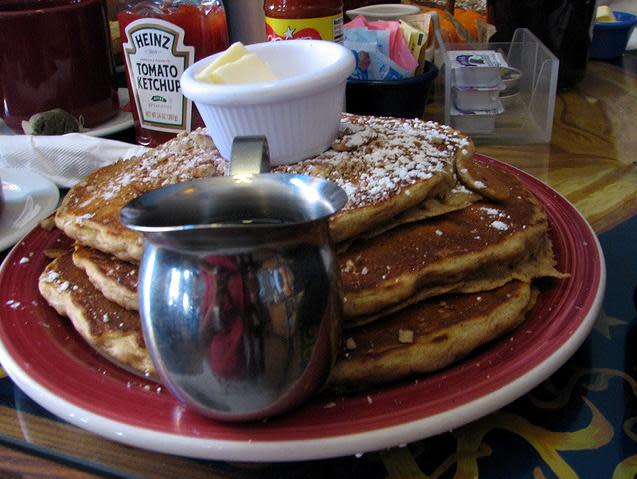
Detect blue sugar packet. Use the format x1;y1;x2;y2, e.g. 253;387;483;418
345;28;411;81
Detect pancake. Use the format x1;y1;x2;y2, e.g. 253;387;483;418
350;183;482;245
55;129;226;262
72;244;138;311
329;280;538;390
455;153;510;202
70;223;556;329
276;114;474;243
39;253;540;391
38;252;154;376
69;183;478;317
69;159;558;323
344;234;562;328
56;115;474;261
339;158;554;319
44;115;566;394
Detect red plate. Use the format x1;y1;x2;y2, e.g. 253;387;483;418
0;155;605;462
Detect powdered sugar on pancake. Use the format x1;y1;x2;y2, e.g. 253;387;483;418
62;129;227;211
55;129;228;260
330;122;377;151
56;114;473;258
276;114;472;211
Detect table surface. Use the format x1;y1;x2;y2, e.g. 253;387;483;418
1;56;636;479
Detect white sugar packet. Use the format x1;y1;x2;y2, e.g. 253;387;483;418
0;134;148;188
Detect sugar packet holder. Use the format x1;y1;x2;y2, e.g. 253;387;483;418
344;16;418;81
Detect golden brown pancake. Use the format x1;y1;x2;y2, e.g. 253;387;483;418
329;280;538;390
67;156;559;325
350;184;482;245
55;129;226;262
39;254;540;391
344;234;562;328
455;153;510;202
339;159;554;319
72;245;138;311
277;114;474;243
68;182;479;318
38;252;154;376
69;219;557;329
44;115;566;393
56;115;474;261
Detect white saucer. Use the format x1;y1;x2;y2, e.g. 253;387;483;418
346;4;420;20
0;89;133;138
0;168;59;252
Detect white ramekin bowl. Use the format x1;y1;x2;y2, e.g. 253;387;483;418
181;40;355;166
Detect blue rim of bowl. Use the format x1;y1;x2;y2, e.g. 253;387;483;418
594;11;637;29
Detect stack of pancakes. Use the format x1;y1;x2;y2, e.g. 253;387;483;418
39;113;565;391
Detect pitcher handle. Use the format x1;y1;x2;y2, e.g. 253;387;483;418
229;136;271;176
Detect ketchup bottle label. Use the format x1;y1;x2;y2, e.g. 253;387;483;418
265;15;343;43
122;18;194;133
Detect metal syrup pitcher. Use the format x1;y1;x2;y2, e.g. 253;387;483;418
120;137;346;421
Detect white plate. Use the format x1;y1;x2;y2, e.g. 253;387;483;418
0;89;133;138
0;168;59;251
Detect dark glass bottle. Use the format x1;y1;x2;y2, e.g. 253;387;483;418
487;0;597;89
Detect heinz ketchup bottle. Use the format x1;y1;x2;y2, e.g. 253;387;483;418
264;0;344;43
118;0;229;147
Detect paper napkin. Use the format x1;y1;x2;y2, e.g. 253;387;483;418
0;134;149;188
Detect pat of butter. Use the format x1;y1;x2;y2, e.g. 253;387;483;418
596;5;616;23
209;53;278;84
196;42;249;81
195;41;278;84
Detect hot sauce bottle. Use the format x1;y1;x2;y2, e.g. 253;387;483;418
118;0;229;147
264;0;344;43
